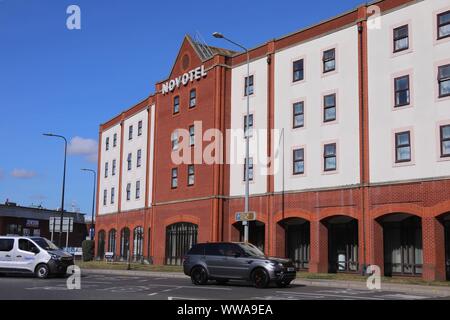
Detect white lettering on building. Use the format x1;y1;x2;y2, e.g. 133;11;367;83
161;65;207;95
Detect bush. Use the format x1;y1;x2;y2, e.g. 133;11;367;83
82;240;95;262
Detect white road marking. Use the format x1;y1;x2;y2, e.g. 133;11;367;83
168;296;205;300
375;293;430;300
276;290;384;300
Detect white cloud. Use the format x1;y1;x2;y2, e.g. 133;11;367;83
68;136;98;163
11;168;37;179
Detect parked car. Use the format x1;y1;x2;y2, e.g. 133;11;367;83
183;242;296;288
0;236;74;279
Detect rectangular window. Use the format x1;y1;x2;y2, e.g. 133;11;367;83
127;153;132;171
293;59;304;82
105;137;110;151
323;48;336;73
136;180;141;199
189;125;195;146
244;75;254;96
323;94;336;122
293;102;304;128
293;148;305;175
110;187;115;204
171;168;178;189
173;96;180;114
137;149;142;167
113;133;117;147
324;143;337;171
244;114;254;137
188;165;195;186
138;120;143;136
394;75;410;107
104;162;108;178
395;131;411;163
128;125;133;140
189;89;196;108
393;25;409;52
438;64;450;98
244;157;254;181
440;125;450;157
112;159;116;176
171;131;179;150
438;10;450;40
126;183;131;201
103;189;107;206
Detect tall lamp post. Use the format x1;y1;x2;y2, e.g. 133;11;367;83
81;168;96;240
43;133;67;247
213;32;251;243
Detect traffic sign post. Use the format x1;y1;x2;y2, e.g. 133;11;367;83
49;217;73;248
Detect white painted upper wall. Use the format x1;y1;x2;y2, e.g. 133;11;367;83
121;108;148;211
368;0;450;184
229;57;268;197
98;124;121;215
274;25;361;192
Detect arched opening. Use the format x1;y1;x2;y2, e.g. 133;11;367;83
133;226;144;262
165;222;198;265
377;213;422;277
97;230;106;259
233;221;265;252
278;218;310;270
322;216;359;273
108;229;116;257
120;227;130;261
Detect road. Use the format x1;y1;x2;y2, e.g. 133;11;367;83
0;272;449;300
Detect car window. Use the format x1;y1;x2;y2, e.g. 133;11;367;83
188;244;204;255
223;244;242;257
18;239;39;253
0;239;14;252
238;243;266;257
204;244;225;256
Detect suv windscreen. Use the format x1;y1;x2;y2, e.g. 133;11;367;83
238;243;266;258
30;237;59;251
0;239;14;252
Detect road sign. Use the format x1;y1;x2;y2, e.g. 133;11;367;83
49;217;73;233
235;211;256;222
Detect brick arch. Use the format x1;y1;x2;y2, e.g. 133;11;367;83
369;203;424;220
163;214;200;228
430;200;450;218
274;209;312;224
318;207;359;222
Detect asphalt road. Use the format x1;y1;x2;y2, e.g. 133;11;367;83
0;272;449;300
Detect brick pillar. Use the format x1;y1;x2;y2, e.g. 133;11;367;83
422;217;446;281
274;222;286;258
368;218;384;275
309;220;328;273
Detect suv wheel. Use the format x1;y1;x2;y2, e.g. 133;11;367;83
252;268;270;289
191;266;208;285
35;264;49;279
276;280;292;288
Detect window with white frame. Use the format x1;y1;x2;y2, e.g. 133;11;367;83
188;165;195;186
137;149;142;167
293;148;305;175
323;48;336;73
324;143;337;171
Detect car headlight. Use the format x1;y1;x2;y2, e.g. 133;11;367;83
50;254;61;260
269;261;283;268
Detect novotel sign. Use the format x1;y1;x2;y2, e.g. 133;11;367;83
161;65;207;95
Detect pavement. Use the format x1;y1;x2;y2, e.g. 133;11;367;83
0;269;449;300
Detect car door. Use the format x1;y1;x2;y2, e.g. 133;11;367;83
0;238;16;271
15;238;40;272
204;243;226;278
222;244;253;279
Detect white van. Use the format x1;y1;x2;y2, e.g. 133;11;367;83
0;236;74;279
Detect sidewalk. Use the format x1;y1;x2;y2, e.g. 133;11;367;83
81;268;450;297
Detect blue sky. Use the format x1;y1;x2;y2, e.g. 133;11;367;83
0;0;364;218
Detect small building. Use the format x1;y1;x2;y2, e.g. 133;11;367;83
0;201;89;247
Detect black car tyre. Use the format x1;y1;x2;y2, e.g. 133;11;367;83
276;279;292;288
252;268;270;289
35;264;49;279
191;266;208;285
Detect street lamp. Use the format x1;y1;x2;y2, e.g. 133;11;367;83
213;32;251;243
81;168;96;240
43;133;67;248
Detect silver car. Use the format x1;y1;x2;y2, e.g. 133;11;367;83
183;242;296;288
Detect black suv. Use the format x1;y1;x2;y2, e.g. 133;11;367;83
183;242;296;288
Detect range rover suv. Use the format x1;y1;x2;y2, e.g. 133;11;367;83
183;242;296;288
